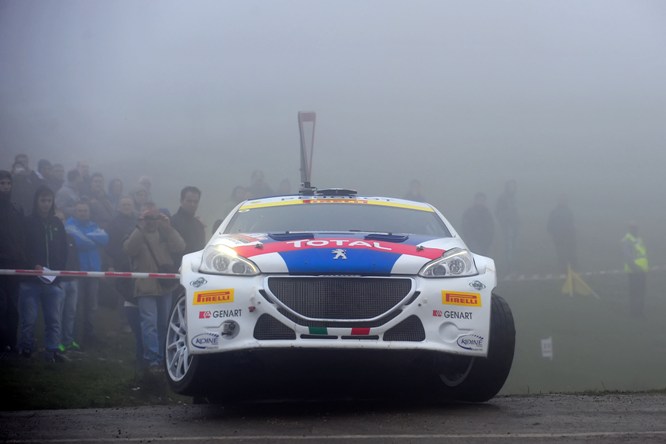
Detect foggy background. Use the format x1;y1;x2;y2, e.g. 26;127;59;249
1;0;666;275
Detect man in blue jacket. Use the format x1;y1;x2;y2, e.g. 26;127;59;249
65;200;108;348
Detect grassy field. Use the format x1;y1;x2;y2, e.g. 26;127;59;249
0;284;189;411
499;270;666;395
0;343;186;411
1;271;665;410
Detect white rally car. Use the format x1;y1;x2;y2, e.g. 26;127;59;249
166;189;515;402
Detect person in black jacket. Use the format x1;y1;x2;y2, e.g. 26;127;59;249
461;192;495;256
0;170;26;356
547;195;577;274
17;186;68;362
170;186;206;256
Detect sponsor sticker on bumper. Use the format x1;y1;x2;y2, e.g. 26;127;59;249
193;289;234;305
442;291;481;307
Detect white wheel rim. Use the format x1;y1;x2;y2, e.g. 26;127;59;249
166;296;192;382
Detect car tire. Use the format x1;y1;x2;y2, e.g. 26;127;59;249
165;292;212;397
433;293;515;402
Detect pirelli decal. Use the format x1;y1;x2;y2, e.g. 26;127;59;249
442;291;481;307
193;289;234;305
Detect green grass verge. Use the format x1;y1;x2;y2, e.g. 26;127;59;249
499;271;666;395
0;285;190;411
0;353;181;410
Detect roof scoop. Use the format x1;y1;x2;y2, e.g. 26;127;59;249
268;232;315;241
364;233;409;243
315;188;358;197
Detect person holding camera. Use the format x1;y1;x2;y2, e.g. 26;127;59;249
123;203;184;372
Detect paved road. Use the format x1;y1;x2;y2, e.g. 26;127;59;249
1;393;665;443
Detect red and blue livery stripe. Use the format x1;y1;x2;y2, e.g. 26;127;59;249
232;234;444;274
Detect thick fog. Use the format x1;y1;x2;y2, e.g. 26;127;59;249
1;0;666;273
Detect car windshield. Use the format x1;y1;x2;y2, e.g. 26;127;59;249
224;202;452;237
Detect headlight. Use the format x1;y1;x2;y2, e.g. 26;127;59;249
199;244;259;276
419;248;478;278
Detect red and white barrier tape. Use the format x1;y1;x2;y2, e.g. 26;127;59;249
1;265;665;282
0;269;180;280
500;265;666;282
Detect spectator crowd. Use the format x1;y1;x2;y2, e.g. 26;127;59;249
0;153;284;374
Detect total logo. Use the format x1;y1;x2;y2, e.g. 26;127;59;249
286;239;392;250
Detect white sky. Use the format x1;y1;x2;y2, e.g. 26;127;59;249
1;0;665;265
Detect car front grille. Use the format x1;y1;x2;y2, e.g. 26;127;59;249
266;277;413;322
383;316;426;342
253;313;426;342
253;314;296;340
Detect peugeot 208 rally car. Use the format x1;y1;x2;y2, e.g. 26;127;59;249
165;189;515;402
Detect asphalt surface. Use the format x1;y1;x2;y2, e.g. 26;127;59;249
1;393;665;443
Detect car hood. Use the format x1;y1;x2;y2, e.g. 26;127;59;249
214;233;463;275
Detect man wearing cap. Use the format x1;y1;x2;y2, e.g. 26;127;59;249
124;205;184;372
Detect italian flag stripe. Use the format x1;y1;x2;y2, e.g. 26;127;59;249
307;327;372;335
309;326;328;335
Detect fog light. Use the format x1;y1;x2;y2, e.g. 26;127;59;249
221;320;239;339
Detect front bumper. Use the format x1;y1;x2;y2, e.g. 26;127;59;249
181;254;496;358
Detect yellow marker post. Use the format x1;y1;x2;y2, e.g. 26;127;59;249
561;265;600;299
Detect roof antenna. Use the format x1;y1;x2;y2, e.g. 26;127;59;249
298;111;316;196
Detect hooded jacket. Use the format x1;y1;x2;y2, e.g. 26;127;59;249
23;187;67;279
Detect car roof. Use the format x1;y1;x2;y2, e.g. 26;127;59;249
238;194;436;213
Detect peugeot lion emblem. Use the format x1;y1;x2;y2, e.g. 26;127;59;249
332;249;347;260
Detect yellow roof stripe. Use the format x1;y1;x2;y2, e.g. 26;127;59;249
239;198;434;212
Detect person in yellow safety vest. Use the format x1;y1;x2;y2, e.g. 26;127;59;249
621;222;649;318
